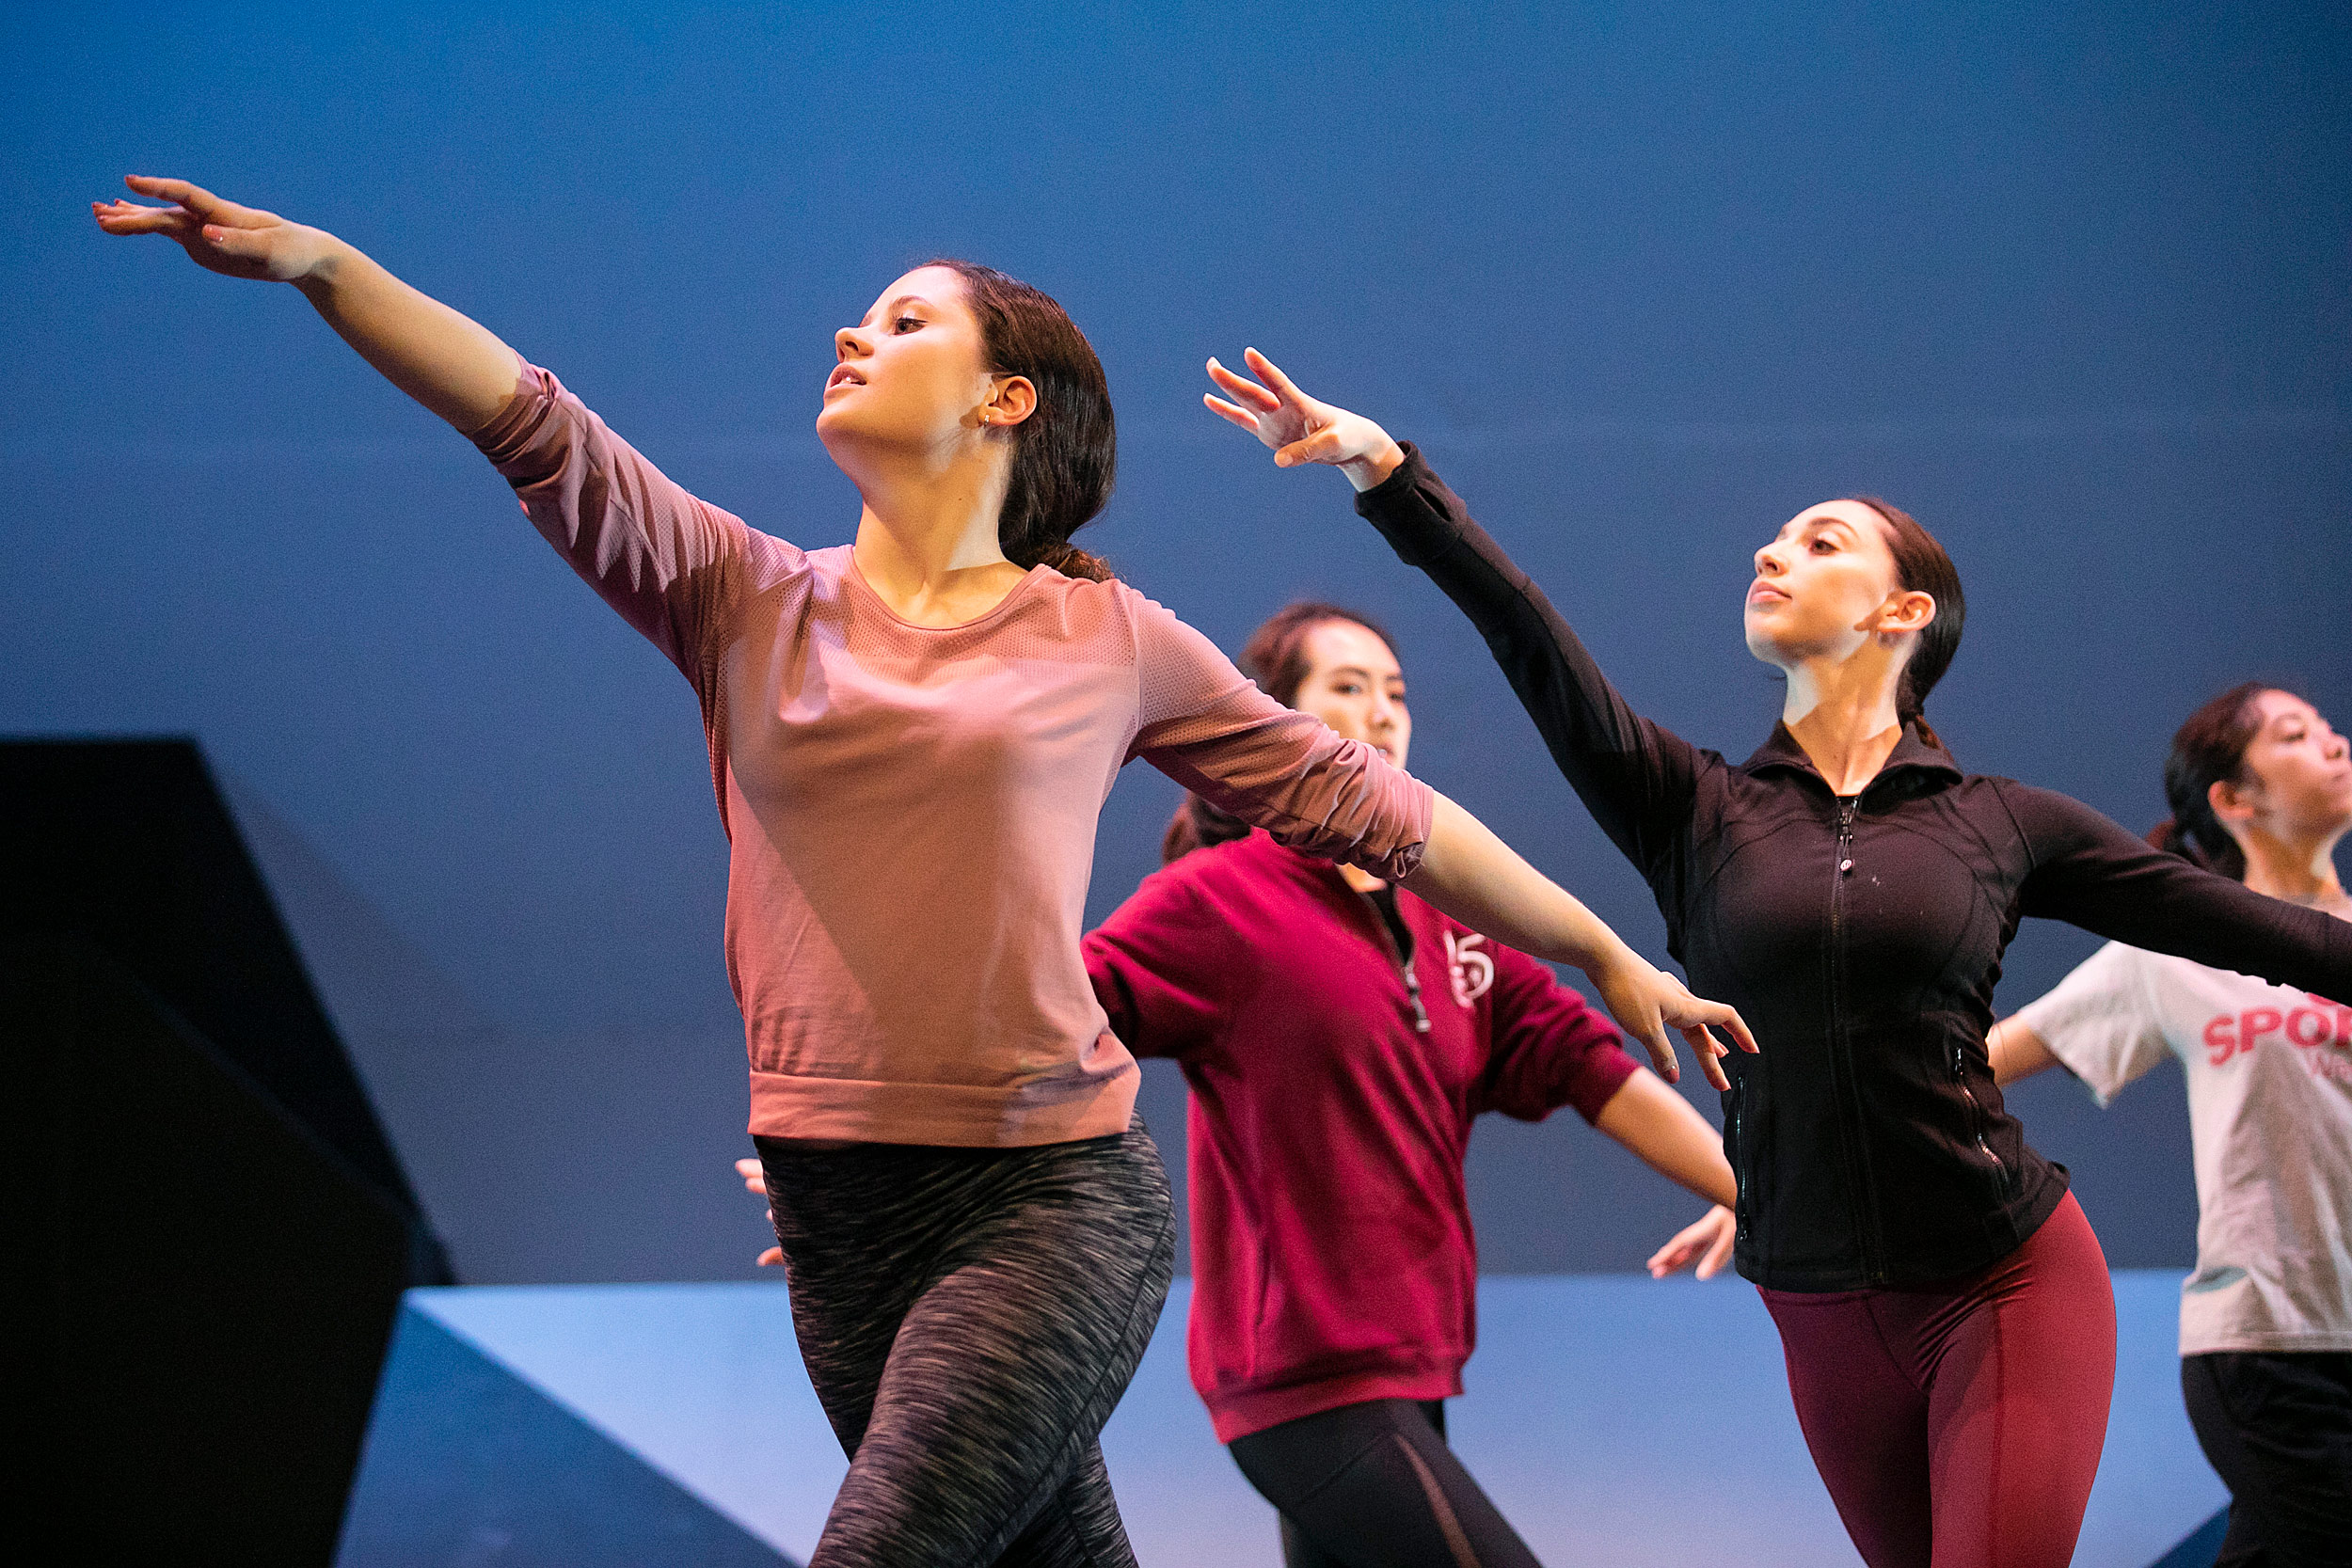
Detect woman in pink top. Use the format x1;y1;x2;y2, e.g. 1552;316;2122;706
98;177;1753;1568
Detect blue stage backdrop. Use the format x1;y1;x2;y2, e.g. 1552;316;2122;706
6;1;2345;1282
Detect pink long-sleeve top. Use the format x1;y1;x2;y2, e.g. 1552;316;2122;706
469;362;1435;1146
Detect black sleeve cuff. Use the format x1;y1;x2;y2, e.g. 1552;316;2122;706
1351;442;1464;568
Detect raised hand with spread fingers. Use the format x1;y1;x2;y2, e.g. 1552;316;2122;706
1201;344;1756;1091
1201;347;1406;492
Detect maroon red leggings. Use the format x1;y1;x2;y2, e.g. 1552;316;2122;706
1759;1192;2117;1568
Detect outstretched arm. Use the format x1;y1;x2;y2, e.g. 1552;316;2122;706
1204;348;1706;878
1475;944;1740;1277
1987;1016;2062;1087
2014;783;2352;1001
1130;561;1750;1085
100;175;758;682
1406;793;1756;1088
1594;1071;1738;1209
94;175;519;432
1596;1066;1743;1282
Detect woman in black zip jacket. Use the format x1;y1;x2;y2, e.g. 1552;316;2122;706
1200;349;2352;1568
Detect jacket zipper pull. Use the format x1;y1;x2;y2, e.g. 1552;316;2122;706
1360;885;1431;1033
1951;1041;2008;1186
1732;1077;1750;1243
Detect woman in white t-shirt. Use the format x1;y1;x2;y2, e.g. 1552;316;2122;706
1992;683;2352;1567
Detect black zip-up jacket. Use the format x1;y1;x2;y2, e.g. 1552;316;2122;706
1357;447;2352;1290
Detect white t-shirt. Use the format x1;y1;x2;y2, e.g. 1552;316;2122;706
2017;941;2352;1355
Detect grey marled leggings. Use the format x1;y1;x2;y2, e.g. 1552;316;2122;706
756;1117;1176;1568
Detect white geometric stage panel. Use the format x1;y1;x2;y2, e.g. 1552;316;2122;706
408;1271;2226;1566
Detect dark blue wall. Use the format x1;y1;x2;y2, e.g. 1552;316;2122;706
7;1;2345;1281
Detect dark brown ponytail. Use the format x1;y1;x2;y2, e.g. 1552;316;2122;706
926;259;1117;582
1161;795;1251;862
1162;601;1401;863
2150;682;2272;881
1850;497;1964;750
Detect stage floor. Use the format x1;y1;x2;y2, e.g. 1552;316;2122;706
338;1273;2226;1567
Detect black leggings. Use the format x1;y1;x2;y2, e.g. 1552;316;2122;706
1228;1398;1543;1568
756;1118;1176;1568
2183;1351;2352;1568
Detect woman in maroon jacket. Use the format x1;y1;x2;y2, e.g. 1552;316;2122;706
1200;350;2352;1568
1086;601;1739;1567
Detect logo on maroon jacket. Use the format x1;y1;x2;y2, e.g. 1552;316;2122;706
1445;931;1495;1007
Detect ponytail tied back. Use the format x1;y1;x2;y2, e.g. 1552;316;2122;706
2145;815;2217;872
926;258;1118;582
1899;700;1946;753
1162;795;1250;863
2153;681;2272;884
1850;496;1964;755
1036;540;1115;584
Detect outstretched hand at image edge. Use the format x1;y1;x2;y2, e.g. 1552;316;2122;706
92;173;522;432
93;175;333;281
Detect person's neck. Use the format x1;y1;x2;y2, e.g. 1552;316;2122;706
1781;658;1907;797
848;450;1025;626
2237;828;2351;914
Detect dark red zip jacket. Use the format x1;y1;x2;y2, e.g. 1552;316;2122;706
1084;828;1638;1442
1355;445;2352;1290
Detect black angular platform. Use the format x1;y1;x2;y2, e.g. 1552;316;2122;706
4;738;451;1561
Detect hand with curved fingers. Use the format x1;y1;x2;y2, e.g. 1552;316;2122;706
734;1156;783;1267
1589;950;1756;1092
93;176;334;283
1646;1204;1738;1280
91;174;520;432
1202;347;1406;492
